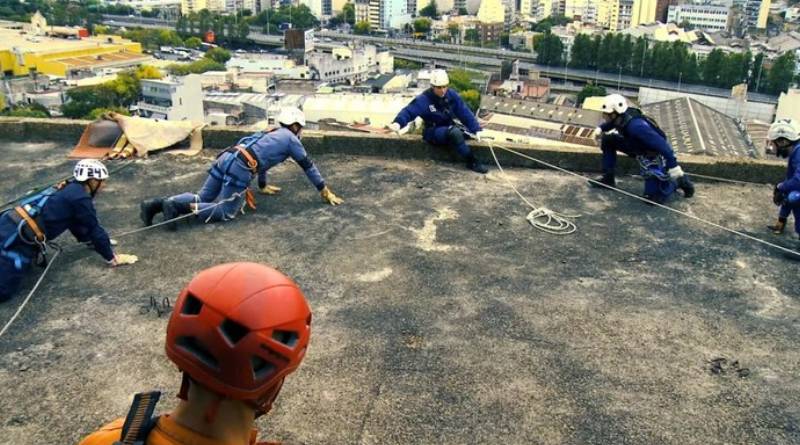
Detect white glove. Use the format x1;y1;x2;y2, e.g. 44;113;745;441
668;166;684;180
388;122;402;133
109;253;138;267
593;127;603;143
474;130;487;142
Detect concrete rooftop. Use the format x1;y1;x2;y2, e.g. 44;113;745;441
0;141;799;445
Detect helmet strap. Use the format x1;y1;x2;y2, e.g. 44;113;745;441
177;372;190;401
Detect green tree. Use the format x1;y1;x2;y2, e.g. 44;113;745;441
419;0;438;18
354;20;371;35
501;60;513;80
534;14;570;33
448;69;473;91
205;47;231;64
465;28;479;44
702;48;725;87
569;34;594;69
458;7;468;15
749;52;767;93
459;89;480;112
448;23;460;42
767;52;797;95
414;17;432;34
535;32;563;66
630;37;648;77
184;36;203;48
577;83;606;106
86;106;130;120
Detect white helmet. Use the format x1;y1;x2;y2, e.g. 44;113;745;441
768;118;800;142
601;94;628;114
430;69;449;87
277;107;306;128
73;159;109;182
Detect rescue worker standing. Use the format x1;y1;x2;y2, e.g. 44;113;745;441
139;107;344;230
0;159;137;302
766;118;800;244
591;94;695;203
388;69;489;174
78;262;312;445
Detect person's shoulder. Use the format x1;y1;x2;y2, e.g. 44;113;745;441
77;418;124;445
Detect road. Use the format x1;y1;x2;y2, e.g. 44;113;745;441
101;15;778;103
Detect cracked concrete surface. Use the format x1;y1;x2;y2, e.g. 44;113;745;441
0;142;798;445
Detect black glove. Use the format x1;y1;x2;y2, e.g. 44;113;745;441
774;185;786;206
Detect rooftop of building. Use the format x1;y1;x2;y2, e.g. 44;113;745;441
642;96;757;158
0;27;137;54
0;128;799;444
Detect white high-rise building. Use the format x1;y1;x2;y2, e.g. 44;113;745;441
667;4;730;31
478;0;505;22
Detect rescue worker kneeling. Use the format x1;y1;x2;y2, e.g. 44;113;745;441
388;69;489;174
0;159;136;302
140;107;343;230
766;118;800;252
592;94;695;204
78;262;312;445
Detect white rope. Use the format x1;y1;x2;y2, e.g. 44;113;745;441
488;143;577;235
491;143;800;259
0;245;62;339
684;172;763;186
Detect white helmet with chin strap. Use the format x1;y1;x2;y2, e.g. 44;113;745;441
768;118;800;142
430;69;450;87
73;159;109;182
601;94;629;114
277;107;306;128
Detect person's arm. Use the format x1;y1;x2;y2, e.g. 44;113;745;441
393;97;424;128
257;169;268;190
599;121;615;132
71;196;115;262
288;137;325;191
779;156;800;192
450;92;481;134
629;120;678;168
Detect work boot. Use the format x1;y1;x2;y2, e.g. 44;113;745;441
161;199;190;231
589;173;615;189
466;156;489;174
677;175;695;198
139;198;164;227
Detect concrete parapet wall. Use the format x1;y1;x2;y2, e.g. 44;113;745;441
0;117;786;183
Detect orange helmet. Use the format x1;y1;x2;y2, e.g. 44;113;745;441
165;262;311;416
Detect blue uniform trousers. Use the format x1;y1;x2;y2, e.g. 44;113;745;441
169;152;253;223
0;213;36;302
424;125;471;158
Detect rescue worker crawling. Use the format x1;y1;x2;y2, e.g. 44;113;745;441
766;118;800;252
388;69;489;174
591;94;695;204
139;107;344;230
0;159;137;302
78;262;312;445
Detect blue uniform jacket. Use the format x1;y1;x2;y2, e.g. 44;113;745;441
42;182;114;261
393;89;481;139
601;112;678;169
778;142;800;193
239;127;325;191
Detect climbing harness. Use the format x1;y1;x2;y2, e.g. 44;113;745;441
0;183;65;270
490;142;800;259
487;143;578;235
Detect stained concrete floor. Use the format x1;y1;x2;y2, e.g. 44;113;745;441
0;141;799;445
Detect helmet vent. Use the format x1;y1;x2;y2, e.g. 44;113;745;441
251;355;276;381
176;336;219;370
220;319;249;345
181;293;203;315
272;330;299;348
